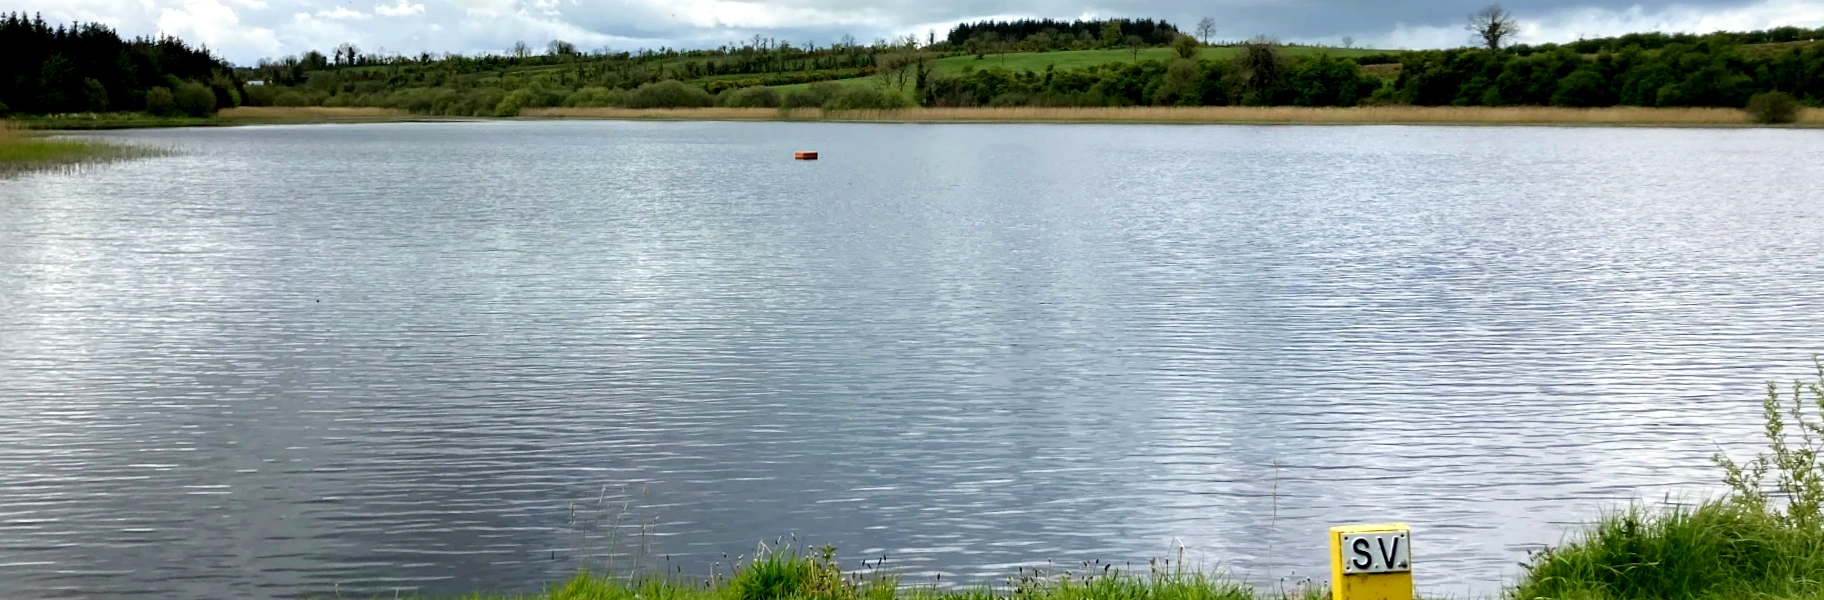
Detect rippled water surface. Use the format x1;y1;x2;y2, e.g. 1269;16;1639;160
4;121;1824;599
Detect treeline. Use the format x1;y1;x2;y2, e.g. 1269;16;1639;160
945;18;1182;48
1394;36;1824;107
0;13;240;116
244;37;885;91
916;33;1824;109
922;48;1377;107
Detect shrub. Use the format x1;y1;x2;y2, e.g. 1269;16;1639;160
782;82;843;108
822;86;908;110
1516;361;1824;600
722;86;781;108
1746;91;1800;124
564;86;626;107
495;88;534;116
173;81;217;117
272;90;312;107
144;87;177;116
1551;69;1609;107
625;80;713;108
242;84;278;107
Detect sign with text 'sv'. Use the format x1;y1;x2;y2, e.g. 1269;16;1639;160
1330;524;1413;600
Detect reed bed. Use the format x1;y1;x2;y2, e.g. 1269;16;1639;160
217;106;408;119
529;105;1824;126
0;121;166;177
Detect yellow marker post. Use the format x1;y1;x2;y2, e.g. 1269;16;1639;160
1330;523;1412;600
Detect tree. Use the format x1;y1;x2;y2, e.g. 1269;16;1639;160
173;81;217;116
1233;36;1283;104
1101;21;1124;47
1172;34;1200;59
145;86;177;116
334;42;360;65
83;78;108;112
1746;91;1800;124
512;40;531;58
1195;17;1217;45
1468;4;1518;50
548;39;577;56
1126;35;1145;62
1341;35;1355;49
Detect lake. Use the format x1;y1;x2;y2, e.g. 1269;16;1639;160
2;121;1823;599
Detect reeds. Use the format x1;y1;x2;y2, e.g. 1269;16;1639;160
0;121;167;177
525;106;1824;126
217;106;409;119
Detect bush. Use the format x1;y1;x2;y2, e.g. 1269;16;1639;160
564;86;626;107
722;86;781;108
1516;361;1824;600
1746;91;1801;124
242;84;278;107
822;86;909;110
144;87;177;116
782;82;843;109
625;80;713;108
495;88;534;116
272;90;313;107
173;81;217;117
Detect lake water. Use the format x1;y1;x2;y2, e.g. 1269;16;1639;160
3;121;1823;599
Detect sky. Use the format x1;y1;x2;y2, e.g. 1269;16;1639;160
13;0;1824;65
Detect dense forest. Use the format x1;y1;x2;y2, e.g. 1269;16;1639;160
0;13;241;116
4;13;1822;118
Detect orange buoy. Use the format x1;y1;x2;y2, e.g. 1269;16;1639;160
794;151;818;160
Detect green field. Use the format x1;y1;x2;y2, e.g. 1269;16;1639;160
763;45;1391;102
933;46;1390;76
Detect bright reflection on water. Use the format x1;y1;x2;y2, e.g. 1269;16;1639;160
2;121;1823;599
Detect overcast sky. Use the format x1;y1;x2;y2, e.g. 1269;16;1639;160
14;0;1824;65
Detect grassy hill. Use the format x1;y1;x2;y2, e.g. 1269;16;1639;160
931;46;1389;75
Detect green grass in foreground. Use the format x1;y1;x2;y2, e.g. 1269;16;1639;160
0;131;166;177
1513;361;1824;600
468;361;1824;600
458;546;1275;600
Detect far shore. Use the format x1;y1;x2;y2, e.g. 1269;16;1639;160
18;105;1824;130
526;105;1824;127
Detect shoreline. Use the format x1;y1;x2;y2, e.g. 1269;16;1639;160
15;105;1824;130
525;105;1824;127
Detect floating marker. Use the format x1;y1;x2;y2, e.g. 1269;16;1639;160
794;151;818;160
1331;524;1413;600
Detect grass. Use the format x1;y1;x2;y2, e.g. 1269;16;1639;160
1513;360;1824;600
451;361;1824;600
931;46;1390;77
455;544;1280;600
0;121;167;177
525;105;1824;126
19;107;419;130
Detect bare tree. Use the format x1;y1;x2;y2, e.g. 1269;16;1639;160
334;42;360;65
1340;35;1355;49
512;40;531;58
1125;34;1144;62
1468;4;1518;50
547;39;577;56
1195;17;1217;45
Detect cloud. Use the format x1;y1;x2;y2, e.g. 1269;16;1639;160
374;0;426;16
13;0;1824;65
314;6;373;20
1355;0;1824;49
